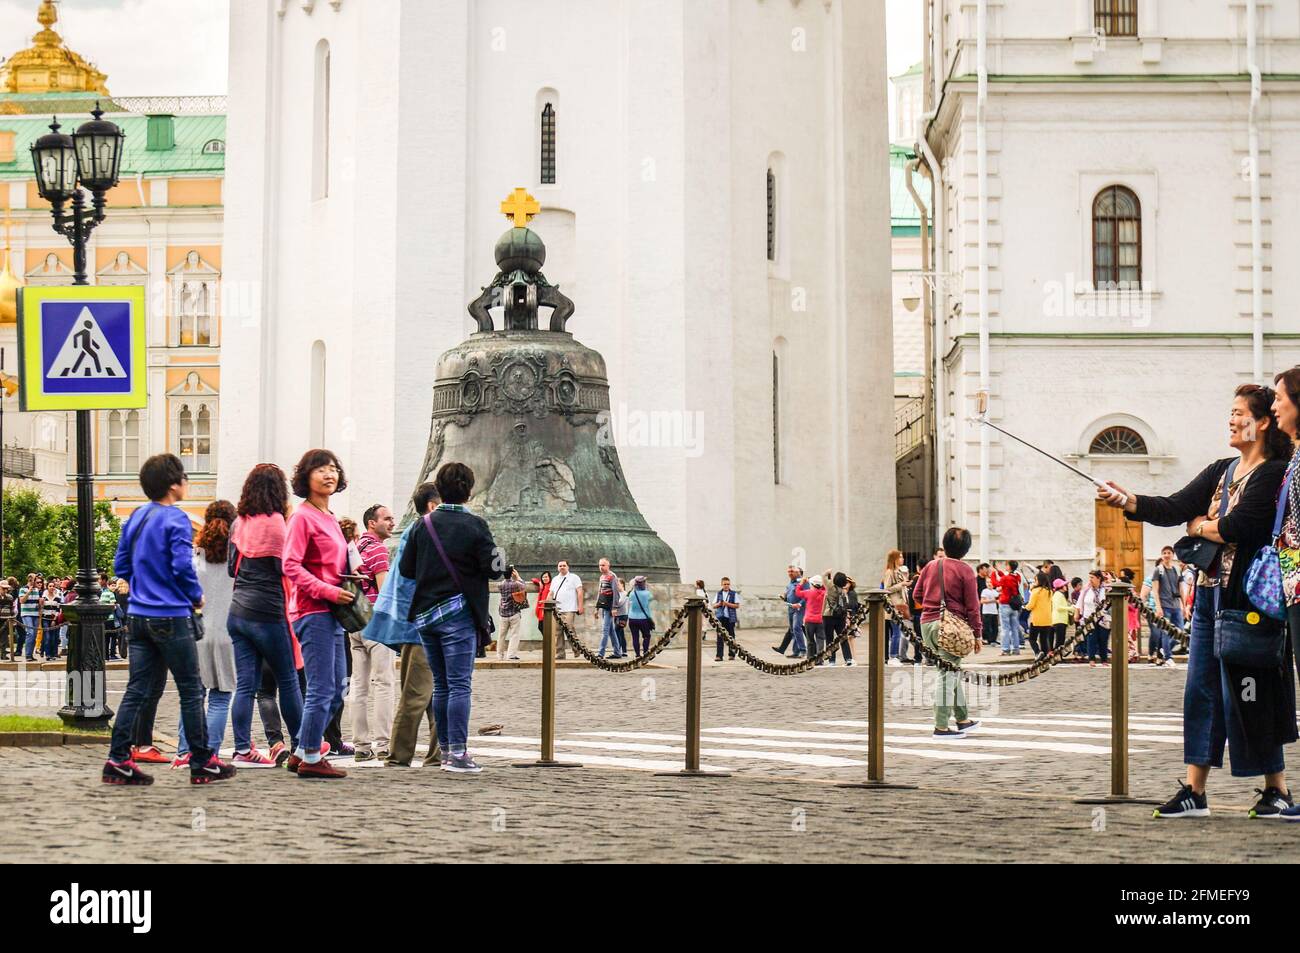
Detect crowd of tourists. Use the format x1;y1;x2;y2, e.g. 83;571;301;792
0;572;132;662
101;450;503;786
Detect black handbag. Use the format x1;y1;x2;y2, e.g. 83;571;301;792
326;544;373;634
1210;461;1285;668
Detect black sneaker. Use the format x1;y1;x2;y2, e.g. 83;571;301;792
933;728;965;739
1249;786;1293;819
101;759;154;786
190;755;238;785
770;645;785;655
955;719;980;734
1152;782;1209;819
443;753;482;774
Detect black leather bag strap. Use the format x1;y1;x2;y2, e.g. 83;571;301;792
422;511;491;635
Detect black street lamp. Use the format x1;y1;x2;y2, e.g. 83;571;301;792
31;105;125;728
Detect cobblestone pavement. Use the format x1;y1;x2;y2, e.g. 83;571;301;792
3;628;1299;862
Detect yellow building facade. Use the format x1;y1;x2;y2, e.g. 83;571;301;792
0;2;225;524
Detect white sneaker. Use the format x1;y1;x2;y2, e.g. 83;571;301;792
844;659;856;667
886;658;902;667
825;660;837;667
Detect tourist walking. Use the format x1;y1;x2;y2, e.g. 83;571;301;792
496;565;527;660
882;551;910;660
1101;382;1295;818
371;482;440;768
399;462;504;774
550;560;583;660
1146;546;1184;666
827;572;854;665
1076;570;1110;665
175;501;239;767
349;503;397;762
226;463;304;769
713;577;741;661
532;570;552;638
596;558;625;659
104;454;235;786
795;574;827;660
978;564;1000;648
627;576;654;656
992;560;1024;655
916;527;982;737
1026;570;1053;661
772;565;806;658
282;448;354;780
1050;578;1071;652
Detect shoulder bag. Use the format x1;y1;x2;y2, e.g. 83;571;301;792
1213;464;1286;668
1244;467;1293;621
329;553;374;634
935;557;977;658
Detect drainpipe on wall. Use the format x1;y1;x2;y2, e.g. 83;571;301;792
1247;0;1264;384
977;0;990;561
916;122;947;538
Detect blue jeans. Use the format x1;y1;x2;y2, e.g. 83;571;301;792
417;605;478;754
886;620;902;658
599;609;620;657
998;603;1021;652
1087;624;1110;661
20;615;38;657
1151;603;1182;659
1184;586;1284;777
786;607;806;655
109;615;210;765
177;688;232;757
295;612;346;754
229;614;302;753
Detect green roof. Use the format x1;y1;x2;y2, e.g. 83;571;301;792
0;108;225;179
891;60;923;81
890;144;928;233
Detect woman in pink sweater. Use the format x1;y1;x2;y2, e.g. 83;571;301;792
795;575;828;659
281;448;355;780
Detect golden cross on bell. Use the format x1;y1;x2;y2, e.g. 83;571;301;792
500;187;540;227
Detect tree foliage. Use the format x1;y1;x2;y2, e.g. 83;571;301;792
0;490;122;580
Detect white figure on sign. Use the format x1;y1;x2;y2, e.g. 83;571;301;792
48;307;127;379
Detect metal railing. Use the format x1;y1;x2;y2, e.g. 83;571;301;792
894;397;925;460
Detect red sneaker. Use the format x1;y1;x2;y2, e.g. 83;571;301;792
170;753;191;770
232;748;275;768
131;745;170;764
267;741;290;766
285;754;303;774
102;759;154;786
296;758;347;779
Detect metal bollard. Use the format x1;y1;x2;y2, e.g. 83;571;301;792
840;591;915;790
658;597;728;777
512;597;580;769
1075;580;1158;804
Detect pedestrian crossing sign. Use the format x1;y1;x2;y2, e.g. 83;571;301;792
16;285;147;411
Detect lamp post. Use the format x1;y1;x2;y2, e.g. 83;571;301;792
30;107;125;728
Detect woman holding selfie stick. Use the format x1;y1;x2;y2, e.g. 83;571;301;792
1098;384;1294;819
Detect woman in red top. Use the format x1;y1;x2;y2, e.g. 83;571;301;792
917;527;983;737
794;575;828;659
531;571;552;636
281;449;355;780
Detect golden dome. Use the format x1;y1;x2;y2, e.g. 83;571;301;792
0;2;109;96
0;248;23;324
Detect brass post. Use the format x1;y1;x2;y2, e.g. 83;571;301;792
513;594;579;769
658;596;727;777
1074;580;1156;804
840;591;916;790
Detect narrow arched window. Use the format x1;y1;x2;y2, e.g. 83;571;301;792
312;39;331;199
110;410;141;473
178;405;195;471
772;351;781;484
310;340;326;446
1092;185;1141;288
196;405;211;472
540;102;556;184
767;169;777;262
1089;426;1147;455
1095;0;1137;38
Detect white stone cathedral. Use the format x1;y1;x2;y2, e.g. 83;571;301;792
218;0;897;584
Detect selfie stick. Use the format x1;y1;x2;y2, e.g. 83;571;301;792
968;414;1129;507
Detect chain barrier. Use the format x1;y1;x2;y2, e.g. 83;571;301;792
556;607;689;672
704;608;861;675
882;600;1107;688
1128;597;1191;647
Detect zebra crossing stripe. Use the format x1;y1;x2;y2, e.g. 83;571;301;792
569;730;1011;762
704;726;1144;756
815;716;1180;733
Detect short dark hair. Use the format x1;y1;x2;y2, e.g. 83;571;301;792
435;462;474;504
1008;559;1019;571
832;571;847;588
412;482;439;514
941;527;972;559
362;504;386;529
1071;576;1082;587
976;562;990;573
721;576;730;583
1161;545;1174;555
1036;571;1050;588
290;449;347;499
139;453;187;502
